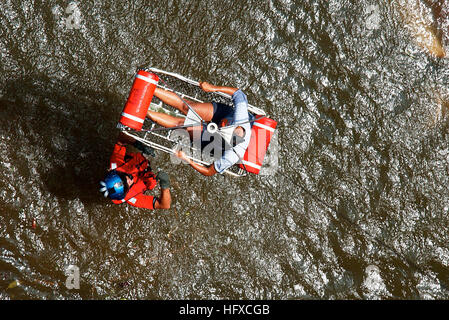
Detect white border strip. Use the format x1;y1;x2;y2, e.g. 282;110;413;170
253;122;276;132
241;160;261;170
121;112;145;123
136;74;159;85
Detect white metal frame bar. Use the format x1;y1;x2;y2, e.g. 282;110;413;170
147;67;266;116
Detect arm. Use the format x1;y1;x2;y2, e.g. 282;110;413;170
127;172;172;209
110;143;127;169
212;149;240;175
154;188;171;209
117;132;155;157
110;135;148;170
117;131;137;145
199;81;239;96
154;171;171;209
176;150;217;176
127;188;171;210
187;160;217;176
231;90;249;122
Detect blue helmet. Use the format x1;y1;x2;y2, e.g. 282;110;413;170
99;170;129;200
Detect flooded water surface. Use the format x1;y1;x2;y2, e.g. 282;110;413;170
1;0;449;299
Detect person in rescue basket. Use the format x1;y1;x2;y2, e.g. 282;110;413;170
146;82;252;176
99;133;171;209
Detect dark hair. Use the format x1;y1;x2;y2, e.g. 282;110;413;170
231;126;246;147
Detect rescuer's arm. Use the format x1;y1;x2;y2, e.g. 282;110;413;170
175;150;217;176
154;171;171;209
129;188;171;210
153;188;171;209
117;131;136;146
110;143;127;169
127;194;156;209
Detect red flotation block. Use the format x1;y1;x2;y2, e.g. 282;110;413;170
238;117;277;174
119;70;159;131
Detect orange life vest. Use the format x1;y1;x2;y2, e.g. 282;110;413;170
109;144;157;209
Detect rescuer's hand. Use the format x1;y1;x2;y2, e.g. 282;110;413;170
133;140;156;157
156;171;170;189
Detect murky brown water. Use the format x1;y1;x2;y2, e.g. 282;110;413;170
1;0;449;299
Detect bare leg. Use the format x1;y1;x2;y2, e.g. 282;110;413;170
147;110;185;128
154;87;214;121
147;110;202;138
